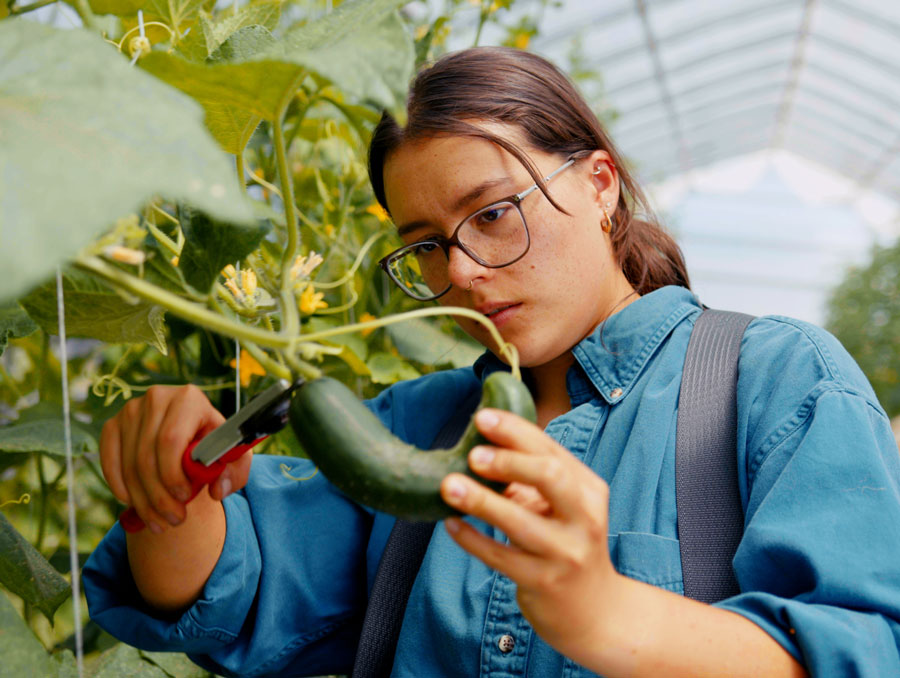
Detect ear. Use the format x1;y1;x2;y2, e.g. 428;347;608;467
585;150;620;212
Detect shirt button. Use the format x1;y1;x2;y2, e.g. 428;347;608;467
497;634;515;653
610;387;623;399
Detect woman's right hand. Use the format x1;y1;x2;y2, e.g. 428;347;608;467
100;384;249;534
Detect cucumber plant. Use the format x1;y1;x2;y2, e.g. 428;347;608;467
0;0;570;672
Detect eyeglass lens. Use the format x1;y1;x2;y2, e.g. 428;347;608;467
387;201;528;300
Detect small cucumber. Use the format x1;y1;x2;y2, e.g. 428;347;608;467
288;371;536;521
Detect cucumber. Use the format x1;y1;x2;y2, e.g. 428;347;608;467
288;371;536;521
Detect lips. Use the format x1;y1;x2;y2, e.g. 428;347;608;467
476;302;522;328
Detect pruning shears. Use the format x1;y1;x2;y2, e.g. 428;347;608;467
119;378;304;533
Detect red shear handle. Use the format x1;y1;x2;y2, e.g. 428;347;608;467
119;436;267;533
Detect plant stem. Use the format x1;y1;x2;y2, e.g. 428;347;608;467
242;342;298;380
146;220;180;257
71;0;97;30
34;453;49;552
302;306;521;378
273;113;301;338
9;0;57;15
236;152;248;197
76;256;295;351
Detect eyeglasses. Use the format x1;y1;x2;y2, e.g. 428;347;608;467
378;157;576;301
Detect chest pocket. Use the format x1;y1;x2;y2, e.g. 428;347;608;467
608;531;684;593
562;532;684;678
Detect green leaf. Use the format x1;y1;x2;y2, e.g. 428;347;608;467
88;643;174;678
0;593;76;677
19;269;168;354
147;0;205;35
0;20;254;305
82;0;147;17
387;319;483;368
0;401;98;458
0;302;37;357
366;351;420;385
177;206;270;292
140;0;413;131
265;0;414;113
202;0;282;55
0;511;71;622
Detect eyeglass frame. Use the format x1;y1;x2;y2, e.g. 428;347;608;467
378;156;578;301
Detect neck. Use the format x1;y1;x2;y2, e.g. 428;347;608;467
524;284;640;429
525;352;576;429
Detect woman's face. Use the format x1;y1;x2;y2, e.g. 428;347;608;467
382;124;632;368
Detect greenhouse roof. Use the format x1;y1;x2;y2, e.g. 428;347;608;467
466;0;900;210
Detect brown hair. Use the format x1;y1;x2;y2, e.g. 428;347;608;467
368;46;690;295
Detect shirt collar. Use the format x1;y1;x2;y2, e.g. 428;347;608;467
573;285;701;405
473;286;702;405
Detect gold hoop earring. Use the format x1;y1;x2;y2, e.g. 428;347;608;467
601;208;613;233
466;279;473;291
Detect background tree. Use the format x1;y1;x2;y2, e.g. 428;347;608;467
826;237;900;419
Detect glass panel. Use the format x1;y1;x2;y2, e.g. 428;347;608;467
792;89;895;146
665;36;794;94
813;3;900;70
657;3;802;70
801;67;900;130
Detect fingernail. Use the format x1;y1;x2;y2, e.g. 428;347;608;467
172;487;190;503
445;517;461;534
445;477;467;501
475;409;499;430
470;446;494;467
148;521;163;535
164;512;181;527
220;477;232;498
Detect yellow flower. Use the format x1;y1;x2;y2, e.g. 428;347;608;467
290;252;324;281
514;32;530;50
103;245;146;265
241;269;257;297
229;350;265;387
365;203;391;223
359;312;377;337
299;284;328;314
324;224;335;237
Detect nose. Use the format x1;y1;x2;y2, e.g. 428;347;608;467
445;244;489;291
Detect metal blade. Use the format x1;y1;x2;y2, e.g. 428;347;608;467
190;379;293;465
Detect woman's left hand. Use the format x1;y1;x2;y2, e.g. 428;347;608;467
440;407;625;659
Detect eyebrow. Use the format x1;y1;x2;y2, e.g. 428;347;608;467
396;176;513;237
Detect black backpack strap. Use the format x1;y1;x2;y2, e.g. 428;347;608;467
351;387;482;678
676;308;754;603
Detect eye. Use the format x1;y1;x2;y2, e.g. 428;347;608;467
412;241;441;256
475;206;508;226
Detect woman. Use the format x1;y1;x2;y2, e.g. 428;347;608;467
84;47;900;677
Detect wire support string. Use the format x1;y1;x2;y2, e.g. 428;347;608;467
56;266;85;678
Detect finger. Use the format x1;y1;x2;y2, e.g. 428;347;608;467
209;451;252;501
503;481;551;515
442;472;562;556
475;408;569;460
469;445;585;518
133;387;188;526
156;385;224;503
121;470;170;535
444;517;542;586
99;416;129;504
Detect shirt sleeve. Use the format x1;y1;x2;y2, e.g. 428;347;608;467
84;455;374;677
716;318;900;675
83;366;481;677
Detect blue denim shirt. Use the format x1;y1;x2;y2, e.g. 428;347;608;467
84;286;900;676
